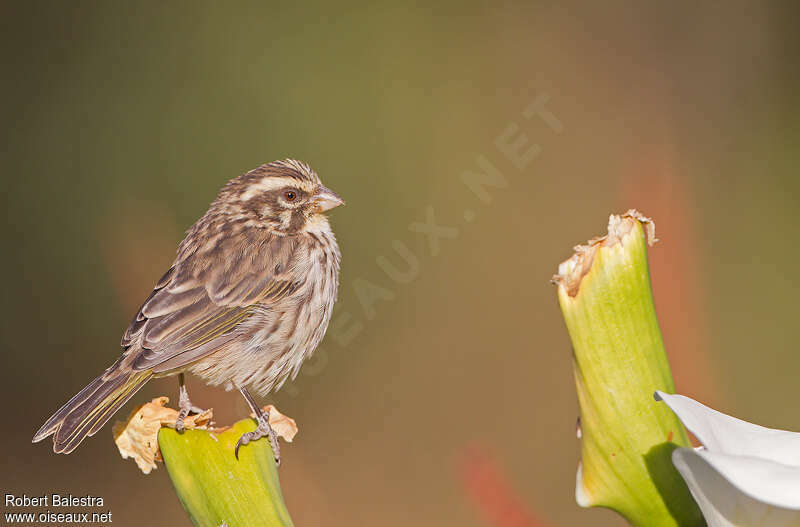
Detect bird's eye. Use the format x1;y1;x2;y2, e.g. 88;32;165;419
284;191;297;201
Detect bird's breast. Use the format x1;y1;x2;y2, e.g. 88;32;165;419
189;228;340;396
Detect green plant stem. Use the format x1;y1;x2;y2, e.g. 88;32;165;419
159;419;294;527
555;212;704;527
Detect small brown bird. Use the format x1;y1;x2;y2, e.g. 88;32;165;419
33;159;343;462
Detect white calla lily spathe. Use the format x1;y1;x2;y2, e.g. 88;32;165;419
655;391;800;526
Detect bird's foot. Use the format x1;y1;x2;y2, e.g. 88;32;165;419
235;409;281;465
175;383;206;432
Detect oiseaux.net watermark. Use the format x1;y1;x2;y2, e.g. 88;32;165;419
283;91;564;395
3;493;112;525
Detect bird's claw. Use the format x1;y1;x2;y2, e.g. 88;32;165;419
234;410;281;466
175;383;205;433
175;407;189;432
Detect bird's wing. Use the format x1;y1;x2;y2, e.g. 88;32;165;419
122;232;305;372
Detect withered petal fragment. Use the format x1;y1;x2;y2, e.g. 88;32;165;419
552;209;657;297
256;405;298;443
113;397;213;474
113;397;297;474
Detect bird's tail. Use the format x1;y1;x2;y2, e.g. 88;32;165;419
33;363;152;454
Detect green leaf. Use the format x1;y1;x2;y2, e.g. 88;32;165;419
554;211;704;527
159;419;294;527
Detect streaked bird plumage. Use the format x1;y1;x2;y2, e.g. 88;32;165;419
34;159;343;454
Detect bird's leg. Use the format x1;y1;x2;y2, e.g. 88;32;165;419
175;373;205;432
235;386;280;465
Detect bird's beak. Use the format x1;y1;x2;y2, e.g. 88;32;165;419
314;185;345;212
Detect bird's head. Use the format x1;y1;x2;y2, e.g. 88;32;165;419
221;159;345;235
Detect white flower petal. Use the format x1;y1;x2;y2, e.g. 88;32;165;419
575;461;592;507
672;448;800;526
655;391;800;466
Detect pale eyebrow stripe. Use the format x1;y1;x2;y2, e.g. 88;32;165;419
239;177;298;200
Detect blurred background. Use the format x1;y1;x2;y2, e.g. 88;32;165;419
2;1;799;525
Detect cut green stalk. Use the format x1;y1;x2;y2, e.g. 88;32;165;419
553;210;703;527
159;419;294;527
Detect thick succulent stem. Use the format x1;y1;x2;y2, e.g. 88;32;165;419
553;210;704;527
159;419;294;527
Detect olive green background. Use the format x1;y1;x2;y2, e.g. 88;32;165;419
2;2;799;526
